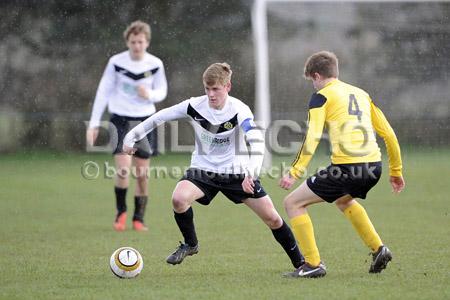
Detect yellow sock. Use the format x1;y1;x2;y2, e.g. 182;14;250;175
343;202;383;252
290;214;321;266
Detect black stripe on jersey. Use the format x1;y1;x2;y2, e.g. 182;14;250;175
187;104;238;134
114;65;159;80
309;93;327;109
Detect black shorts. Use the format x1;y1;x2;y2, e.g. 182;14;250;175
110;114;157;159
306;162;382;203
180;168;268;205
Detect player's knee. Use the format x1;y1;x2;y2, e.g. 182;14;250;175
283;194;296;212
335;197;355;212
135;173;148;184
134;165;149;179
335;201;346;212
172;193;190;211
116;167;130;179
264;213;283;229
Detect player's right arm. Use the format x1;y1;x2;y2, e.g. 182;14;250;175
370;101;405;193
86;59;116;146
122;100;189;154
290;94;327;174
280;93;327;190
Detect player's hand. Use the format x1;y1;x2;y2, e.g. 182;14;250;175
137;85;150;100
389;176;405;194
279;173;296;190
86;127;99;146
242;175;255;194
122;144;137;155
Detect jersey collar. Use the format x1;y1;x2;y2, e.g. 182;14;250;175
323;78;339;89
208;95;230;115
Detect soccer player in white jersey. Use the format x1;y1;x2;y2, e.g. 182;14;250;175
123;63;305;270
86;21;168;232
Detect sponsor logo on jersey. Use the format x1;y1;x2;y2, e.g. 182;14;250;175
200;132;231;146
122;82;137;96
223;121;234;130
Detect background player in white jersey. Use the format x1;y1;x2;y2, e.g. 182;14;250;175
86;20;168;231
123;63;304;271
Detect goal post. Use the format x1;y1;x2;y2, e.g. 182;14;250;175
251;0;272;169
252;0;323;169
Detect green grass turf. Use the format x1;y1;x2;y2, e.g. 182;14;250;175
0;149;449;299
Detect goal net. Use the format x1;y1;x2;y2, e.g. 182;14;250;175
253;0;450;163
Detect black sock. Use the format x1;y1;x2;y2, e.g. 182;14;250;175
114;187;127;215
271;220;305;268
174;207;198;247
133;196;148;222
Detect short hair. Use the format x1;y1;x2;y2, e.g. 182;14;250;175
123;20;151;42
304;51;339;79
203;63;232;86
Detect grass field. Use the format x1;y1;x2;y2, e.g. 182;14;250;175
0;149;449;299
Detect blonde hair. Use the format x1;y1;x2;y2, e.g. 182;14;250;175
203;63;232;86
123;20;151;42
304;51;339;79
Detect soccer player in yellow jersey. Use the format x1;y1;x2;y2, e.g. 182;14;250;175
280;51;405;278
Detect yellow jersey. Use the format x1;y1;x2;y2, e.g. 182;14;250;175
290;79;402;179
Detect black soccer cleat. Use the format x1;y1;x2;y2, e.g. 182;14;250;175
369;245;392;273
283;262;327;278
166;242;199;265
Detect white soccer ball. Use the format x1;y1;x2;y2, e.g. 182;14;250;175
109;247;143;278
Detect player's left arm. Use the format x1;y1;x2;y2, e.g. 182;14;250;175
137;61;168;103
370;101;405;193
239;107;265;194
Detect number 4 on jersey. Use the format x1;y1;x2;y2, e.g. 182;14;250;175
348;94;362;121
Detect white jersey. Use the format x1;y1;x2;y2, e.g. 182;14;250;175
89;51;168;128
123;95;265;176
